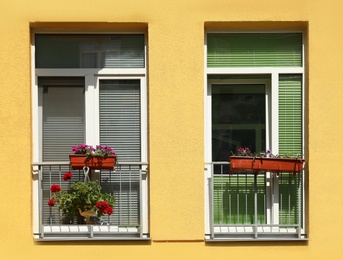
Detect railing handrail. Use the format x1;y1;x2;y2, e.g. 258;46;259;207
32;161;148;167
205;161;230;165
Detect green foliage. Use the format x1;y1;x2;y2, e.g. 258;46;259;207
52;181;115;218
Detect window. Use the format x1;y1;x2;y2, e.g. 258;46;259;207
204;32;307;241
32;33;149;240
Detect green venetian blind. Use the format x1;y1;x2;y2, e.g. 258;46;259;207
278;75;303;225
207;33;302;67
213;174;266;225
35;34;145;68
278;75;302;156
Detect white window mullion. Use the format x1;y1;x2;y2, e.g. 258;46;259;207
270;72;280;225
85;74;98;146
140;78;148;163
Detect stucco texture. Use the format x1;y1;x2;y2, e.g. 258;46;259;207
1;0;343;259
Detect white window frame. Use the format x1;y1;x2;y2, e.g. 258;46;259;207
204;30;306;241
31;31;149;240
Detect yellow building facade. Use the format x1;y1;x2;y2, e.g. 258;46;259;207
1;0;342;258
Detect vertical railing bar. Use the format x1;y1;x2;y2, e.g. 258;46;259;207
209;163;214;239
229;193;231;224
245;173;248;224
119;164;122;225
220;165;224;224
263;193;266;226
128;164;132;226
298;172;302;238
228;175;232;224
38;165;43;238
263;174;266;225
254;173;258;239
59;166;63;225
288;173;291;224
272;172;275;225
287;173;292;224
139;163;143;238
236;174;239;223
49;166;53;225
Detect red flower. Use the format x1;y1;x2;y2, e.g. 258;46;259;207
103;206;113;215
95;201;109;211
50;184;61;193
48;198;57;207
95;201;113;215
63;172;73;181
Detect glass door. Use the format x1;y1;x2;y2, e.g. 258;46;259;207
212;83;266;161
211;82;269;225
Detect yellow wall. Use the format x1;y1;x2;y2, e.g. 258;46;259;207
1;0;343;258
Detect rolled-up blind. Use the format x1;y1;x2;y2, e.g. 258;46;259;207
40;77;85;161
99;79;141;162
99;79;142;226
207;33;302;67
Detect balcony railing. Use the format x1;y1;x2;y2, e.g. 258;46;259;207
32;161;149;241
206;162;306;241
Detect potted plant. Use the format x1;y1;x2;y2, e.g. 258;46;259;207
229;147;304;174
69;144;117;169
48;172;115;224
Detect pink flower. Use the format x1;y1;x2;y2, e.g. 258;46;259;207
50;184;61;193
48;198;57;207
63;172;73;181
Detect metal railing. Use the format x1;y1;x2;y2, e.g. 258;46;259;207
32;161;149;240
206;162;306;241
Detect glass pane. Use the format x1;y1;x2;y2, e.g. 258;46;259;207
212;84;266;161
35;34;145;68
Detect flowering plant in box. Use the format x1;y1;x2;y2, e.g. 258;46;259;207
72;144;116;158
230;147;304;174
70;144;117;169
234;147;301;159
48;172;115;223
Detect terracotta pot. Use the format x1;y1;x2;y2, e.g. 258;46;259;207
69;154;116;170
229;156;304;174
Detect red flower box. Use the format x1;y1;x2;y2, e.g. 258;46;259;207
229;156;304;174
69;154;117;170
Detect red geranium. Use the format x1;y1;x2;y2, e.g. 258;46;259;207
50;184;61;193
48;198;57;207
103;206;113;215
95;201;113;215
95;201;109;211
63;172;73;181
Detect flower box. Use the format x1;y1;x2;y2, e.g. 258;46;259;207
229;156;304;174
69;154;117;170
